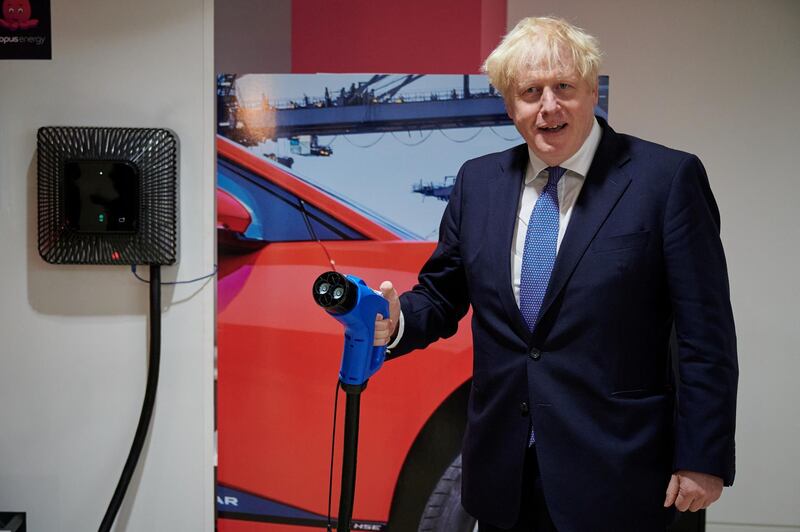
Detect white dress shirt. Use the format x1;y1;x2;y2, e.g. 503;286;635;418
511;118;602;306
389;118;603;347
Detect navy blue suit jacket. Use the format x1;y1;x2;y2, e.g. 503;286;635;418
389;119;738;531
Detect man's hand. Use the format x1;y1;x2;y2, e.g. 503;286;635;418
373;281;401;346
664;470;724;512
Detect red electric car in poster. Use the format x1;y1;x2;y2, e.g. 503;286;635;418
216;136;474;531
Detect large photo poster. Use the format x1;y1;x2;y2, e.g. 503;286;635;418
216;73;609;531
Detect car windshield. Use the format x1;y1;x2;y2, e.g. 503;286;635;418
258;155;423;241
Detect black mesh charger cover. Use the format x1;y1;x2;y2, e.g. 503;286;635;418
37;127;178;265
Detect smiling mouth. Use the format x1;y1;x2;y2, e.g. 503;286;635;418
538;123;567;132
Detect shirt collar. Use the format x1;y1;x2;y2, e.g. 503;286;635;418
525;117;603;183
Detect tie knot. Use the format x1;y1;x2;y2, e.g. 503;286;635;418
546;166;567;185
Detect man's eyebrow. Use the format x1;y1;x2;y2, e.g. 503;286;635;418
516;77;544;87
516;71;578;86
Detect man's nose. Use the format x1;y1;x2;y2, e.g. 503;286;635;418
540;88;559;114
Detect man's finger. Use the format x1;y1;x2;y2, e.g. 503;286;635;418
675;490;692;512
374;312;395;346
375;318;394;331
688;498;705;512
663;474;679;507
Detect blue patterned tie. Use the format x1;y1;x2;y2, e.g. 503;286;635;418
520;166;565;446
520;166;566;331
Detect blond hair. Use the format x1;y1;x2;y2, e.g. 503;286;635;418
482;17;601;97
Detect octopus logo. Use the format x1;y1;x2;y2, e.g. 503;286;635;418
0;0;39;30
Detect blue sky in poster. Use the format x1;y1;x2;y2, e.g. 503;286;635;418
234;74;523;240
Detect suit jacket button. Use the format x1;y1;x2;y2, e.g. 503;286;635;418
529;348;541;360
520;402;530;416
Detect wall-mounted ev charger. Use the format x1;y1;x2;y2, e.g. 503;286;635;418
37;126;178;265
37;126;178;532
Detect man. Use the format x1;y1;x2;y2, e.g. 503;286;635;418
374;17;737;532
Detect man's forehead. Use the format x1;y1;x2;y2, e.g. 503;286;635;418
514;64;581;86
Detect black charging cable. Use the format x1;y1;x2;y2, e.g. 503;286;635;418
99;263;215;531
98;265;162;532
327;378;340;532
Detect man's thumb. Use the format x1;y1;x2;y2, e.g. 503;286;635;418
379;280;398;301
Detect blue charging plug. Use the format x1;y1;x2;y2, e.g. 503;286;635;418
312;271;389;386
312;270;390;531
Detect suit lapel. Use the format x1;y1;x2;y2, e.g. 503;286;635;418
534;122;632;332
490;144;535;342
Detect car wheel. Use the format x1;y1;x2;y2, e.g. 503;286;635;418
417;454;477;532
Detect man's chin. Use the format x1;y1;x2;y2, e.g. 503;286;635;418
530;143;564;164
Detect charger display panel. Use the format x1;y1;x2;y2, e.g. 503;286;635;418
63;160;140;234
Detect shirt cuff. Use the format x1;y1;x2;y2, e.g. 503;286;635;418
387;310;405;349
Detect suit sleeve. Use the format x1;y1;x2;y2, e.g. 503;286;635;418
663;154;738;486
386;164;471;359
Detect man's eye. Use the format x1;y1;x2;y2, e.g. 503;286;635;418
558;83;570;90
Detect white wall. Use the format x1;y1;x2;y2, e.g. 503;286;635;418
0;0;215;530
506;0;800;530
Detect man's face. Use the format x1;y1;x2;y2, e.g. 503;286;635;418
505;62;598;167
